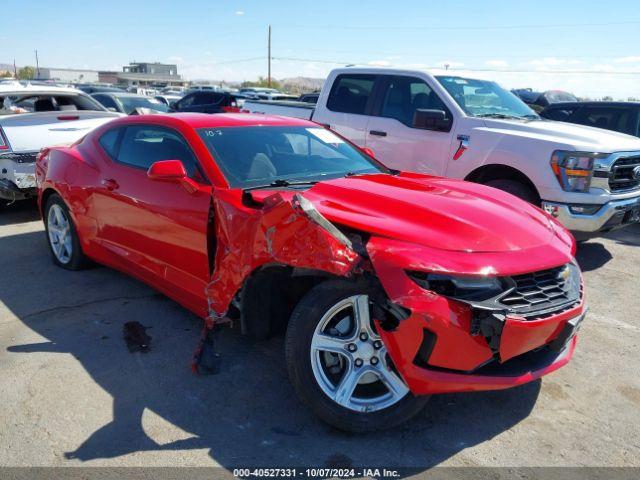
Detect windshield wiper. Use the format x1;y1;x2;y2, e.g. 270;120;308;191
243;179;319;191
476;113;527;120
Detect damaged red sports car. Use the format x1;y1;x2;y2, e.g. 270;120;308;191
36;113;586;432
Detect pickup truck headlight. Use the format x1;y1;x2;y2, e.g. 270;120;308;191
407;272;503;301
550;151;597;192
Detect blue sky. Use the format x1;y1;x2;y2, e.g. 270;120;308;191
3;0;640;97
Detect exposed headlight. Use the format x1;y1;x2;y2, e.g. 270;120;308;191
550;151;601;192
407;272;503;301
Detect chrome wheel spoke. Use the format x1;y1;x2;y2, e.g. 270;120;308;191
47;204;72;263
352;294;378;340
333;364;368;407
376;353;410;398
311;333;350;355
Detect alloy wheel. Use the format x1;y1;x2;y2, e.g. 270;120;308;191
310;294;409;412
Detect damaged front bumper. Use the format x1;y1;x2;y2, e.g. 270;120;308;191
366;236;586;395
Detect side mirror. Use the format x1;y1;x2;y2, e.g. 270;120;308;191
147;159;187;181
360;147;376;158
147;160;198;194
413;109;452;132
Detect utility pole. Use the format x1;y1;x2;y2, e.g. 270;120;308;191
13;59;17;79
267;25;271;87
35;49;40;79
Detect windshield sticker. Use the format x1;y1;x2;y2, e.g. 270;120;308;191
306;128;344;144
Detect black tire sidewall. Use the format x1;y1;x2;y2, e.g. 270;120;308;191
285;278;428;432
44;194;87;270
485;179;538;204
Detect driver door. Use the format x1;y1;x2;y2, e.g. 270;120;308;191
365;75;454;176
91;124;213;315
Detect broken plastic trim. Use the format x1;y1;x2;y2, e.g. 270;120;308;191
292;193;353;250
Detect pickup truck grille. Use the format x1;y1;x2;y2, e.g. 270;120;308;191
0;152;38;163
609;156;640;192
499;265;582;319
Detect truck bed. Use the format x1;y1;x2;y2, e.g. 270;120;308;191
242;100;315;120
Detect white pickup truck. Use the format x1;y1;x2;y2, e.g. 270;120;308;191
0;83;121;206
244;67;640;234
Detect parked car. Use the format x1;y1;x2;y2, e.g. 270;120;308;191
74;84;125;95
238;87;282;99
91;92;168;114
155;94;182;106
244;68;640;235
512;88;578;112
0;84;121;206
36;112;585;432
169;91;240;113
541;102;640;138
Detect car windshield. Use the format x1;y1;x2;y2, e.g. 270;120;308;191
436;76;538;119
118;96;168;114
198;126;386;188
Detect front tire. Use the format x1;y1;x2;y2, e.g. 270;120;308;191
44;194;88;270
485;179;539;204
285;279;429;432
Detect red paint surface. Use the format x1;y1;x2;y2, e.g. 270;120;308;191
37;113;585;395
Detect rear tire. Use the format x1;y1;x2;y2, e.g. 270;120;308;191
485;179;539;204
44;194;88;270
285;279;429;432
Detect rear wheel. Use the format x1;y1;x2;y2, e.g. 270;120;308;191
485;179;539;204
44;194;88;270
285;279;429;432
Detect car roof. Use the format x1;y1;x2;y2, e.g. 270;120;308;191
0;83;84;95
96;92;151;98
544;101;640;109
108;113;317;129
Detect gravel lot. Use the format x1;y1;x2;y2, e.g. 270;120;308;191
0;201;639;471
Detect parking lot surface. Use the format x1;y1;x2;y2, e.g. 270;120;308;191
0;201;639;470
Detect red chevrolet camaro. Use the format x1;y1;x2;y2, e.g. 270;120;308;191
36;113;586;432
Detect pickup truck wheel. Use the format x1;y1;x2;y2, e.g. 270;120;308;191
285;279;429;432
485;179;538;204
44;194;88;270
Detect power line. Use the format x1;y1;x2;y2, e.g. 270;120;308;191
271;57;640;75
271;20;640;31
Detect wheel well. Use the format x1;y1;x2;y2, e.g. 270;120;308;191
39;188;58;217
464;164;540;201
239;265;335;339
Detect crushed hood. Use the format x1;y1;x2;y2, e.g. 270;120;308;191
302;173;559;253
480;118;640;152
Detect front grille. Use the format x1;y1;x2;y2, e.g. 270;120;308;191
499;265;581;319
0;152;38;163
609;156;640;192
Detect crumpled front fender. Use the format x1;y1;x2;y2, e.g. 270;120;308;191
205;189;361;324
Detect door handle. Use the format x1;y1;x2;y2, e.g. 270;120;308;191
369;130;387;137
101;178;119;191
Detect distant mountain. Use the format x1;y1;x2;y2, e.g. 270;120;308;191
280;76;325;94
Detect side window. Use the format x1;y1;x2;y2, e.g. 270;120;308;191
176;94;195;109
99;127;122;159
116;125;207;182
379;76;448;128
543;107;577;121
326;74;376;115
574;107;631;134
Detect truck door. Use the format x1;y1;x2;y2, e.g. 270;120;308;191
365;75;454;176
315;73;377;147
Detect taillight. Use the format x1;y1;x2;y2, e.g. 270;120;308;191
222;106;240;113
0;127;8;150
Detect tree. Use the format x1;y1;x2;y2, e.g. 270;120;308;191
17;66;35;80
240;76;282;90
0;70;13;78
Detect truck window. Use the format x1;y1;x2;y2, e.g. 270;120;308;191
574;107;634;135
378;76;449;127
326;74;376;115
542;106;578;121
